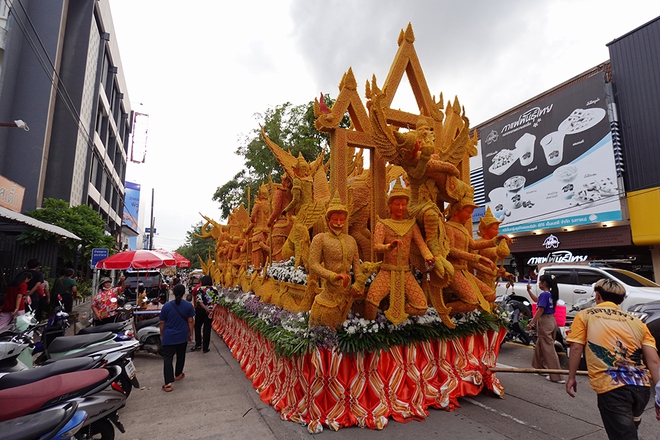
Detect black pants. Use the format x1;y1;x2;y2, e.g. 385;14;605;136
162;342;187;385
597;385;650;439
194;306;212;351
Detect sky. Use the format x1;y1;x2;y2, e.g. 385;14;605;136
108;0;660;251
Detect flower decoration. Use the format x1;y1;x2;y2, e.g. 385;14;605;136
216;287;507;359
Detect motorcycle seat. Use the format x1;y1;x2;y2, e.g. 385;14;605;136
0;358;96;390
135;316;160;331
42;343;124;363
78;322;128;335
47;332;115;354
0;369;109;422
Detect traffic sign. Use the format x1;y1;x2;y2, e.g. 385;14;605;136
91;248;109;268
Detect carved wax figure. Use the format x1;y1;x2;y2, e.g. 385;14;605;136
268;175;293;261
246;184;271;269
283;153;313;217
308;193;362;328
365;180;434;325
444;190;498;314
473;206;512;289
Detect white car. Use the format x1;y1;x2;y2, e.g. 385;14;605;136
496;265;660;317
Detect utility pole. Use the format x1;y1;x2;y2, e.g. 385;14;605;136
149;188;155;250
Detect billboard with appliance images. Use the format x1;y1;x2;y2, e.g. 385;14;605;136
478;72;622;234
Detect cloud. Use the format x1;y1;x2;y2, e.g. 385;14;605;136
110;0;660;250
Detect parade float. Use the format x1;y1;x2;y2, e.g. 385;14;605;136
201;24;511;433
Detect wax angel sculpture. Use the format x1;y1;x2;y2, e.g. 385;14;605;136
308;192;370;328
364;180;435;326
260;127;330;269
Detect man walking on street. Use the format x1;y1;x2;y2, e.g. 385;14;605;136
566;278;660;439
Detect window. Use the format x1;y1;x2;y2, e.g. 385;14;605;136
577;269;603;286
545;269;572;285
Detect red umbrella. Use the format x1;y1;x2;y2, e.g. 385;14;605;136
95;249;177;270
170;251;191;268
154;249;191;268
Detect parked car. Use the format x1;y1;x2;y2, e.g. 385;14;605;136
123;270;167;302
628;300;660;351
496;264;660;318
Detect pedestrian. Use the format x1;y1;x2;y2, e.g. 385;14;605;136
91;275;125;326
38;279;50;321
526;273;564;383
0;272;32;332
191;275;218;353
24;259;44;318
51;268;77;314
160;284;194;392
566;278;660;439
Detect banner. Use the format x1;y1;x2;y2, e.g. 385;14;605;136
123;181;140;231
478;73;622;234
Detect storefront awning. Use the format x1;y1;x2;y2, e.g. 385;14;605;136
0;206;81;240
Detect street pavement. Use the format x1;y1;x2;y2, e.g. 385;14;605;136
70;299;660;439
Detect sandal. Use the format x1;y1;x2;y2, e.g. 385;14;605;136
175;373;185;381
191;346;201;352
162;384;173;392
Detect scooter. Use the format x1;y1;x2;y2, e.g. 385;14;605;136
0;316;140;396
0;366;128;440
495;292;534;345
0;401;87;440
38;334;140;397
135;314;161;355
0;312;43;374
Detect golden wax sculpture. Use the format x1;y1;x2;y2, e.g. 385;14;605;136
199;23;510;329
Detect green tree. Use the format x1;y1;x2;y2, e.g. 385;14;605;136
212;96;348;218
18;198;116;268
175;221;215;268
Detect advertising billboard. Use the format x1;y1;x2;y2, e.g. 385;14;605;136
123;181;140;231
478;73;622;234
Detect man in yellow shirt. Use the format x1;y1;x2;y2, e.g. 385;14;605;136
566;278;660;439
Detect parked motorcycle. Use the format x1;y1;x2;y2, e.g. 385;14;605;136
38;334;140;397
135;315;161;355
0;401;86;440
495;293;534;345
0;365;128;440
0;316;140;397
495;293;567;352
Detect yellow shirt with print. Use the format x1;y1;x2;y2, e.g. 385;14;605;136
567;301;656;394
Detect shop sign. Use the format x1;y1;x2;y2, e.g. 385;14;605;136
542;234;560;249
0;174;24;211
527;250;589;265
479;73;623;234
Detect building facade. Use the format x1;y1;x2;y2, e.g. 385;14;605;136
471;15;660;282
0;0;131;249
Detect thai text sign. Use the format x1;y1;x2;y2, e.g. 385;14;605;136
0;174;25;211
